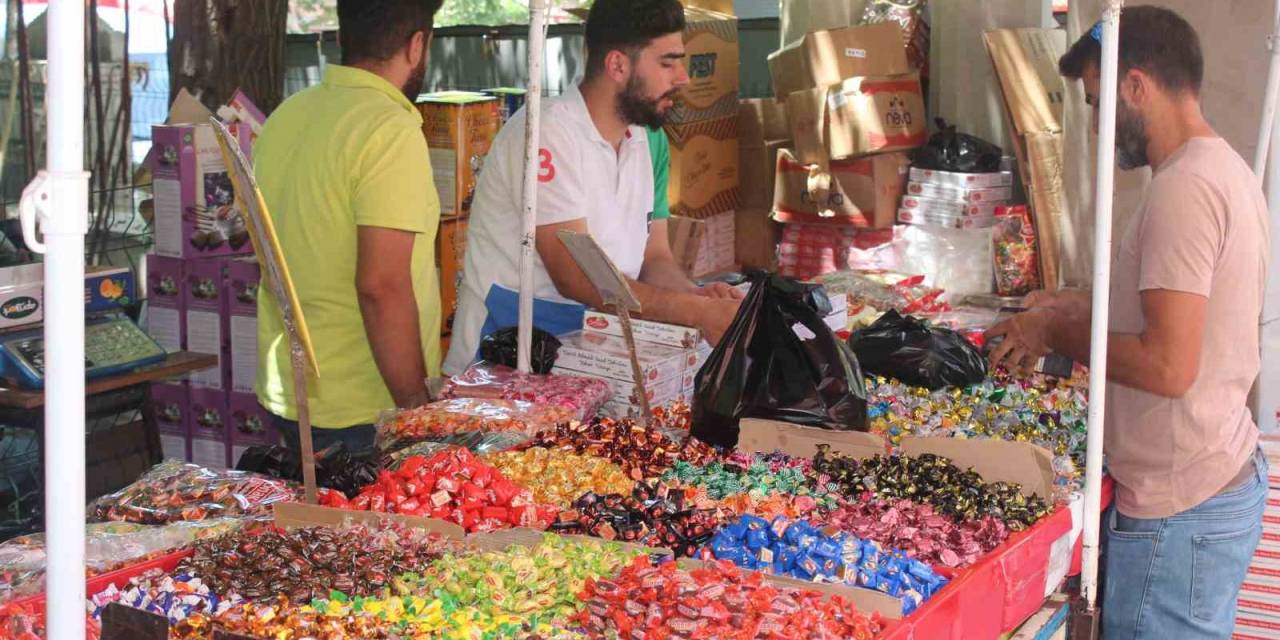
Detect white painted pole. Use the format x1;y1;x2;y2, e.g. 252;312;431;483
1255;0;1280;181
1081;0;1123;612
1258;0;1280;434
517;0;547;374
26;0;91;638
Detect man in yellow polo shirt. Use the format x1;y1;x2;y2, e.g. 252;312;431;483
253;0;445;454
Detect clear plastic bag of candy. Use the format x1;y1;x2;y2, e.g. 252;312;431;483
992;205;1041;296
383;430;532;468
376;398;573;451
441;363;610;422
88;460;301;525
0;519;243;604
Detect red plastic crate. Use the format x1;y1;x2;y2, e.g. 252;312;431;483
8;548;194;612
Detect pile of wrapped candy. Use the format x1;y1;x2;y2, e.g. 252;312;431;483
318;448;559;532
706;515;947;614
376;398;576;450
442;363;612;423
2;383;1081;639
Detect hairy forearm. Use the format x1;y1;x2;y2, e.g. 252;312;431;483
555;273;707;326
638;255;699;294
358;286;428;407
1047;308;1192;398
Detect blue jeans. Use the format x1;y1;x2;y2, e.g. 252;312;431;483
1103;447;1267;640
271;415;377;455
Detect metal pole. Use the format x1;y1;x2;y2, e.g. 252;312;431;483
1258;0;1280;434
33;0;91;638
1081;0;1123;613
517;0;547;374
1255;0;1280;181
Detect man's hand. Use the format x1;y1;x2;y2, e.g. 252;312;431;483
695;282;745;300
985;308;1055;374
1025;289;1091;315
697;297;743;346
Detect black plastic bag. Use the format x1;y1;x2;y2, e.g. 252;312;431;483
235;443;382;498
479;326;561;374
848;310;987;390
691;273;868;449
912;118;1003;173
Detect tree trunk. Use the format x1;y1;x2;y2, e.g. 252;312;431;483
168;0;287;113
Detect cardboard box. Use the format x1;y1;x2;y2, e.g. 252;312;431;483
0;264;43;329
669;211;736;277
416;92;501;219
665;115;740;219
771;148;908;228
900;195;1006;218
189;387;230;469
228;391;278;467
184;258;226;390
985;29;1068;290
148;382;190;462
438;217;468;335
906;181;1013;203
735;208;780;271
768;23;909;101
897;208;997;229
273;502;467;541
144;255;185;353
555;331;691;383
788;72;927;162
481;87;526;124
738;99;790;210
779;0;865;49
84;266;136;314
909;166;1014;189
594;368;696;406
582;310;703;349
225;258;259;395
668;8;739;125
150;123;254;258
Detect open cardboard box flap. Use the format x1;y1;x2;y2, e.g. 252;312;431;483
737;418;886;459
273;502;467;540
675;558;902;619
900;437;1056;500
470;527;672;559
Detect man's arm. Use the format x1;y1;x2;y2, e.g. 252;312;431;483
638;219;699;293
356;226;430;408
988;288;1207;398
536;219;741;344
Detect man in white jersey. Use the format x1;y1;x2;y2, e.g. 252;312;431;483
444;0;742;375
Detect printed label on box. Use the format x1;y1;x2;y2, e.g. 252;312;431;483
556;331;688;382
147;306;183;354
582;311;703;349
186;310;223;389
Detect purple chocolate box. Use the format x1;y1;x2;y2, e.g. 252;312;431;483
149;382;190;462
189;387;230;469
150;123;254;259
144;254;186;353
226;258;260;394
228;391;277;448
185;258;228;390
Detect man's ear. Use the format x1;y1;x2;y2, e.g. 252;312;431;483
408;30;427;66
1120;68;1149;108
604;49;633;85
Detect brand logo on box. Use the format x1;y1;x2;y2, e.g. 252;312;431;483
885;96;914;128
688;53;717;79
1;297;38;320
586;316;610;331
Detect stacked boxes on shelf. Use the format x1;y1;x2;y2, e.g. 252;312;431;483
552;311;712;419
416;92;500;342
1234;436;1280;637
897;164;1016;229
664;7;741;276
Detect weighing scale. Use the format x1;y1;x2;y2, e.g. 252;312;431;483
0;313;166;389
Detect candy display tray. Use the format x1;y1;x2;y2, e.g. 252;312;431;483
7;547;194;614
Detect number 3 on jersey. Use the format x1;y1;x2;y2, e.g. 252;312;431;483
538;148;556;183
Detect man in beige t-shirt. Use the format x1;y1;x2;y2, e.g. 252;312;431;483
988;7;1270;639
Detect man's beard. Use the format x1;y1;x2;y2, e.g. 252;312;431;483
402;54;427;101
618;73;678;129
1115;100;1150;170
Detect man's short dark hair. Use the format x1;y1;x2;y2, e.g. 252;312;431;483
584;0;686;80
337;0;444;65
1059;6;1203;94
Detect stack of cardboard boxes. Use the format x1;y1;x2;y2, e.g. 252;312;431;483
144;99;279;470
663;7;742;278
552;312;711;418
415;92;502;354
758;21;927;280
898;162;1016;229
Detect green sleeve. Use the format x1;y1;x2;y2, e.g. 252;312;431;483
646;126;671;220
